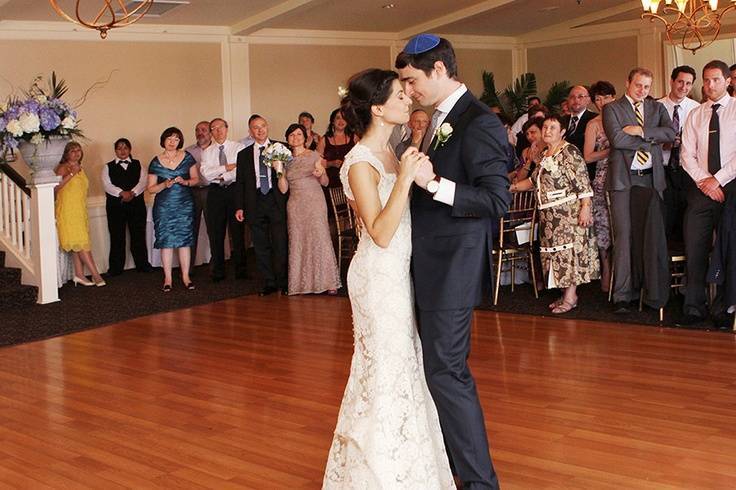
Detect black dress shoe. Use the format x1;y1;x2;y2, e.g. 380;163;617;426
259;286;277;296
613;301;631;314
711;313;733;330
280;288;289;295
107;269;123;277
137;265;153;273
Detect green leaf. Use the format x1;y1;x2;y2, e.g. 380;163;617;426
543;80;572;114
49;71;69;99
502;72;537;120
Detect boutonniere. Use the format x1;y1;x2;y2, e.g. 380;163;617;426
433;122;453;150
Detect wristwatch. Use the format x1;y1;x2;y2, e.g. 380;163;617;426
426;175;441;194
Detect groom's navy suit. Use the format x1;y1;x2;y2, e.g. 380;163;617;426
412;88;511;489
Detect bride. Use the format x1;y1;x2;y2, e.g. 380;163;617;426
322;68;454;489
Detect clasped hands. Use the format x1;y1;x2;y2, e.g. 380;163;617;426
400;147;435;189
698;176;724;203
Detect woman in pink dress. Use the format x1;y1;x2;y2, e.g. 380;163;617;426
275;123;341;295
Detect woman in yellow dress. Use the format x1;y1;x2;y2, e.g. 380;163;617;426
55;141;106;287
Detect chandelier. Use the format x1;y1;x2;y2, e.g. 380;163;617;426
641;0;736;53
48;1;154;39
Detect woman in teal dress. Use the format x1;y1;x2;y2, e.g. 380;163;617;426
147;126;198;292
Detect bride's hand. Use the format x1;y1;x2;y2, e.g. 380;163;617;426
398;147;429;183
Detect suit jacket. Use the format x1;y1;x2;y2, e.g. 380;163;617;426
563;109;597;153
411;90;512;311
603;97;675;194
235;142;288;223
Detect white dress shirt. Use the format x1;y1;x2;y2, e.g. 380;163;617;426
624;95;653;170
184;143;211;187
657;95;699;166
509;113;529;146
681;93;736;187
430;83;468;206
102;158;147;197
200;139;245;186
252;139;273;191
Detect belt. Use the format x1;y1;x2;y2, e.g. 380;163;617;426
630;168;653;176
209;183;232;189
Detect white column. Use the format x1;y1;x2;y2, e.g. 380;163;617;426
30;181;59;304
512;44;528;81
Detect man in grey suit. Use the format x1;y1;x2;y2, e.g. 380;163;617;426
603;67;676;313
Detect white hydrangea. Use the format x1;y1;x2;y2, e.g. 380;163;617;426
19;112;40;133
61;116;76;129
6;119;23;137
30;133;44;145
34;95;48;103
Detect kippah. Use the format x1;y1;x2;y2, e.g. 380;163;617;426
403;33;440;55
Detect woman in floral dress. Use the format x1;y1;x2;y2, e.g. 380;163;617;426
511;114;599;313
584;81;617;292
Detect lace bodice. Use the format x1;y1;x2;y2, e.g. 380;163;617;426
340;144;412;261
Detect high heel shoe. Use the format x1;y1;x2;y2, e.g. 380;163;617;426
73;276;94;287
94;278;106;287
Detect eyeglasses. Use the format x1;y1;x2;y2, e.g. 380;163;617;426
569;95;590;100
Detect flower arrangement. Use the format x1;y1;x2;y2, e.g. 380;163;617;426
261;142;293;177
0;72;82;154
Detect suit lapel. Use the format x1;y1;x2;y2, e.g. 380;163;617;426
426;91;473;161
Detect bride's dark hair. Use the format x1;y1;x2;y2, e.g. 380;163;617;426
340;69;398;138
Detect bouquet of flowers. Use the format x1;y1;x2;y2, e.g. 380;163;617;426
0;72;82;153
261;142;293;177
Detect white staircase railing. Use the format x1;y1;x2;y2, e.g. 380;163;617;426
0;166;59;304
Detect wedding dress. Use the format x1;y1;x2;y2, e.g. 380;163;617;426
323;144;454;489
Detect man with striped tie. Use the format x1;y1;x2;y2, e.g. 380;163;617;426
603;67;676;313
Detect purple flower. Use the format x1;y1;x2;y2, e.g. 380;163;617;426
21;100;40;114
39;107;60;131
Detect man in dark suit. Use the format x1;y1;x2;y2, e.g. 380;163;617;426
603;67;675;313
101;138;151;276
563;85;598;181
234;115;288;296
396;34;511;490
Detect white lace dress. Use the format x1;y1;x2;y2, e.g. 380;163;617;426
323;144;454;489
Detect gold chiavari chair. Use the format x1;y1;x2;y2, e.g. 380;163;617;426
328;187;358;270
492;190;538;306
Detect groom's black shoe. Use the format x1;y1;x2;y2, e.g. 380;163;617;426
259;286;277;296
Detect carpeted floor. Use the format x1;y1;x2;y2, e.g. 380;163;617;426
0;261;262;347
479;279;734;333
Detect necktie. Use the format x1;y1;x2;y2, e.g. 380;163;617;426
634;102;649;167
218;145;227;166
568;115;579;135
669;105;680;167
421;110;442;153
258;145;270;195
708;103;721;175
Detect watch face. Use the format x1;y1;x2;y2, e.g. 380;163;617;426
427;180;439;193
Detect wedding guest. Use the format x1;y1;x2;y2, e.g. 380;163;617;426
199;118;247;282
54;142;105;287
583;80;616;292
147;127;198;292
510;117;544;184
276;123;341;295
317;108;358;189
563;86;597;179
102;138;151;277
235;115;288;296
511;115;599;313
509;96;542;146
681;60;736;325
298;111;322;151
395;109;430;156
515;104;549;158
603;67;674;314
184;121;213;272
560;100;571;116
658;65;699;243
729;64;736;96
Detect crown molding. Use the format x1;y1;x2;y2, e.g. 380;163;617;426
397;0;515;40
0;20;229;42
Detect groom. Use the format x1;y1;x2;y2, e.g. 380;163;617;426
396;35;511;489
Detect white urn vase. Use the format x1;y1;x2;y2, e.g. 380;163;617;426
18;137;70;184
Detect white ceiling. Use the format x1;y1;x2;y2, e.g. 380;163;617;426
0;0;642;37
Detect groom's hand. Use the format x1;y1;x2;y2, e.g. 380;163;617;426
413;157;436;189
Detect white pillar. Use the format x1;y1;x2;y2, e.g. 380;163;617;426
30;181;59;304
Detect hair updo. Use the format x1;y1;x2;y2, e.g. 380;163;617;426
340;68;398;138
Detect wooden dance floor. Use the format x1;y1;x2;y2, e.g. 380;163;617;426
1;294;735;488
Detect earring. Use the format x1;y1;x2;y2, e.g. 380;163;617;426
379;119;385;127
